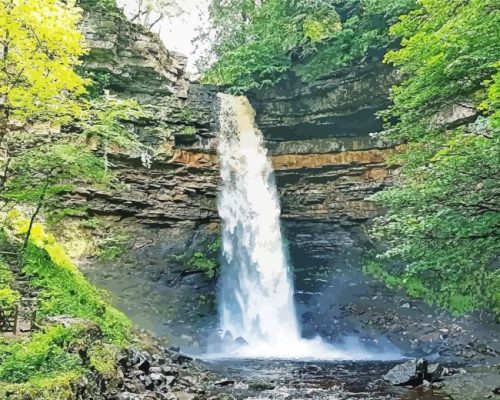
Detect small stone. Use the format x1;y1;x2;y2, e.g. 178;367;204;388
215;379;235;387
150;373;165;384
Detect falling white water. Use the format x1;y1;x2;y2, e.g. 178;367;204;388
215;94;399;360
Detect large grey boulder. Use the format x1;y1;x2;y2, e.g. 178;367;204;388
383;358;428;386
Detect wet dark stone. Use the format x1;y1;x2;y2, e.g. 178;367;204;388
215;379;235;387
383;359;428;386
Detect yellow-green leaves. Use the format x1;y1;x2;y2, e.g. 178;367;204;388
0;0;88;127
303;15;341;43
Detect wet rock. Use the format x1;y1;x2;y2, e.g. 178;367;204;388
137;358;151;373
170;392;196;400
215;379;235;387
171;353;193;364
383;359;428;386
249;381;276;391
441;367;500;400
427;363;444;381
118;393;142;400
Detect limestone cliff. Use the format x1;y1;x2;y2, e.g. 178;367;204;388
69;4;406;347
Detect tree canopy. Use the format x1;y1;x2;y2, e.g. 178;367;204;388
0;0;146;250
366;0;500;316
0;0;88;140
198;0;416;92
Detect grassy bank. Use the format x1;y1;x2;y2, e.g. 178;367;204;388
0;211;133;399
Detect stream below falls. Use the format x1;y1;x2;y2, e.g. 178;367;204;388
203;359;453;400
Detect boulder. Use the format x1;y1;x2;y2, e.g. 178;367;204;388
383;358;428;386
427;363;444;382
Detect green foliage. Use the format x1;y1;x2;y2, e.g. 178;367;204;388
181;126;197;136
88;343;118;377
0;0;89;132
79;0;117;12
98;230;128;261
0;372;81;400
2;144;106;225
81;94;148;172
201;0;342;93
381;0;499;141
367;0;500;316
77;69;113;99
0;287;20;307
298;0;416;80
0;258;13;286
0;213;133;396
200;0;416;91
187;237;222;279
0;257;20;306
83;96;146;149
47;206;89;225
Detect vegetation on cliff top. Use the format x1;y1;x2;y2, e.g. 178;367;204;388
199;0;416;93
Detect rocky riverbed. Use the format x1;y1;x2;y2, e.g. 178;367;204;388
79;333;499;400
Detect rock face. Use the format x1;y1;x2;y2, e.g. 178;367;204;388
81;3;188;102
250;63;396;141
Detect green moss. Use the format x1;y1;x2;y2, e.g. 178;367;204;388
75;217;129;261
181;126;197;136
0;372;81;400
98;231;128;261
88;343;118;377
46;206;88;225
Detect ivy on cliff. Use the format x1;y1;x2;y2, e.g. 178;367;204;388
366;0;500;317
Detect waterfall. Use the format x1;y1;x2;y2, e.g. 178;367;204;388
215;94;378;359
217;94;301;356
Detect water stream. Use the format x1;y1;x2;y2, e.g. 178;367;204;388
215;94;398;360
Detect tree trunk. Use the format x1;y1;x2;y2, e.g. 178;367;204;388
21;179;50;251
0;152;10;191
104;147;108;175
0;106;9;149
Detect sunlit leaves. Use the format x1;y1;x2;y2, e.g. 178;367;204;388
383;0;499;141
0;0;88;127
